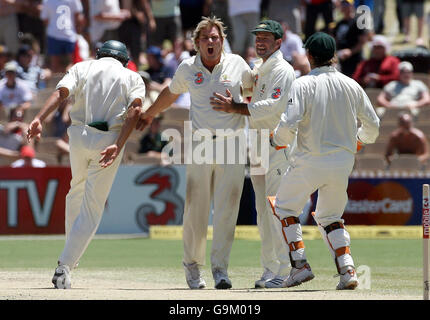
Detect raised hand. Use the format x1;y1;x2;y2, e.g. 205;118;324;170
210;89;234;113
27;119;43;142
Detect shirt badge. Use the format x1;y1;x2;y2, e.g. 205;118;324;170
194;72;204;84
272;87;281;99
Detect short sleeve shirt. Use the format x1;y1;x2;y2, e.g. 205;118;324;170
169;53;253;133
383;80;429;107
40;0;83;42
0;78;33;109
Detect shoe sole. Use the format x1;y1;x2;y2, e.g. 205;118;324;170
286;274;315;288
215;280;232;289
337;280;358;290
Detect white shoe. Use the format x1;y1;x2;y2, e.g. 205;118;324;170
183;262;206;289
255;268;276;288
336;267;359;290
286;263;315;288
52;264;71;289
264;275;288;288
213;269;232;289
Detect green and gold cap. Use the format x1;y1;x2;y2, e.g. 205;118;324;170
251;20;284;39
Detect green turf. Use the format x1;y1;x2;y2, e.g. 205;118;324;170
0;238;422;295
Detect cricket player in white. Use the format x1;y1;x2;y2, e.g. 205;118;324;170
138;16;253;289
271;32;380;289
210;20;296;288
27;40;147;289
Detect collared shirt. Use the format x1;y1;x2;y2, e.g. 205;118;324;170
56;57;146;131
169;53;253;134
248;50;295;131
274;66;380;158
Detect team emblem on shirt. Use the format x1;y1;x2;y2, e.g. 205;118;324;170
221;74;231;83
194;72;204;84
254;74;258;86
272;87;281;99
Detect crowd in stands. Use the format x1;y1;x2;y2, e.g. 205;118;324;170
1;0;430;175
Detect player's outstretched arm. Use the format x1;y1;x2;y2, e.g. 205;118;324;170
100;98;142;168
136;87;180;131
27;87;69;142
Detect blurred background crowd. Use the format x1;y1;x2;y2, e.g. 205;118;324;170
1;0;430;177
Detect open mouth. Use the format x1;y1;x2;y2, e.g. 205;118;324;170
207;47;214;55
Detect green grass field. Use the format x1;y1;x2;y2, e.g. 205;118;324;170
0;237;423;299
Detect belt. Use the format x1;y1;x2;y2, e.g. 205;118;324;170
88;121;109;131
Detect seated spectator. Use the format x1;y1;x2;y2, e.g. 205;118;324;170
377;61;430;116
0;62;33;118
164;37;191;71
385;112;430;165
280;21;310;77
333;0;370;77
353;35;400;88
145;46;175;93
11;145;46;168
0;116;26;153
16;45;50;94
139;117;167;154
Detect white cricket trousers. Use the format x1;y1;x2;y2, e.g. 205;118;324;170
182;136;245;273
59;125;124;268
274;150;355;268
251;146;291;277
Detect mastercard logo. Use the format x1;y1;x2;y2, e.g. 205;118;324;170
344;181;413;225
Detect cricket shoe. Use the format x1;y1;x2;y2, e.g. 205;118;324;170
285;263;315;288
52;264;71;289
213;269;232;289
254;268;276;288
264;275;288;288
336;267;359;290
183;262;206;289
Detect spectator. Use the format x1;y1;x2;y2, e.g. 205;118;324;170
0;62;33;119
145;45;175;93
377;61;430;115
0;109;27;153
16;0;45;53
280;21;310;77
138;116;167;154
303;0;334;41
164;37;191;71
148;0;181;47
245;46;258;69
180;0;211;38
16;45;50;94
402;0;425;45
385;112;430;165
40;0;85;73
11;145;46;168
352;35;400;88
0;0;19;56
267;0;302;35
89;0;131;50
228;0;261;57
334;0;370;77
118;0;156;65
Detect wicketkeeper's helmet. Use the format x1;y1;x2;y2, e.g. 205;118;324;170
96;40;129;66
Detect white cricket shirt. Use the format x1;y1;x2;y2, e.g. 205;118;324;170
274;66;380;157
248;50;295;131
56;57;146;131
169;53;253;134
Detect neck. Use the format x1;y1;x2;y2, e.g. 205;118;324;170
201;55;221;73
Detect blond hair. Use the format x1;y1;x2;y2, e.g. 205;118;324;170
192;16;227;52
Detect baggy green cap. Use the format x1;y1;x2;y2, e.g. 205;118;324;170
251;20;284;39
303;32;336;62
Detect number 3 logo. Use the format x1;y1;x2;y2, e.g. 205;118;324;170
194;72;204;85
